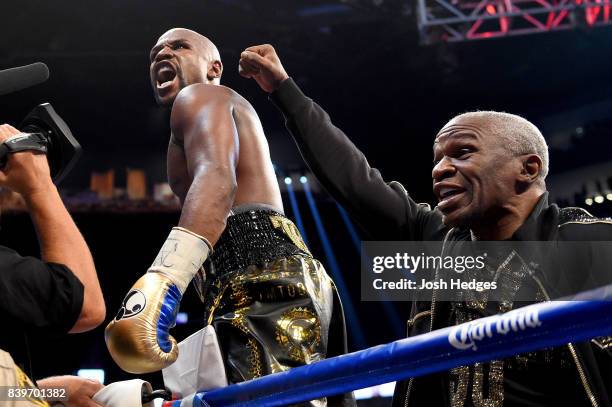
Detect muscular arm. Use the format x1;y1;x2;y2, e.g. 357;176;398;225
270;78;445;240
104;86;237;373
170;84;239;244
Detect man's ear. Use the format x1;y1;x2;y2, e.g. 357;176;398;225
207;60;223;81
519;154;542;184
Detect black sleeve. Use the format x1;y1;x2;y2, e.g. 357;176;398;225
270;78;445;240
0;245;84;334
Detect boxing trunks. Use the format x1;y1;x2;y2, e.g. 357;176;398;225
194;205;352;406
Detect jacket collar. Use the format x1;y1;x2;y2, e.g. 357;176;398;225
511;191;558;241
454;191;557;242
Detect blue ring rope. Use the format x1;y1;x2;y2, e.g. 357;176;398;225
178;285;612;406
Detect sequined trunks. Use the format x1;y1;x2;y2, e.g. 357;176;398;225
200;209;350;406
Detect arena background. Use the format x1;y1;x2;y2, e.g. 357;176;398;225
1;0;611;403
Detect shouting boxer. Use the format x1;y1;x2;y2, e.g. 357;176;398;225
105;28;353;406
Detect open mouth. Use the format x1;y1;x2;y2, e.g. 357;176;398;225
156;66;177;90
435;186;466;211
439;187;463;201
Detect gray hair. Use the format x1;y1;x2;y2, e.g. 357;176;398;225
451;111;549;180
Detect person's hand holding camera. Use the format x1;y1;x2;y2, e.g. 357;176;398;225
0;122;105;332
0;123;54;200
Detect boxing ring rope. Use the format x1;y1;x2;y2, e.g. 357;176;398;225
172;284;612;407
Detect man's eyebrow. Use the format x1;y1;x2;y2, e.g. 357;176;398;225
150;39;187;58
433;132;478;155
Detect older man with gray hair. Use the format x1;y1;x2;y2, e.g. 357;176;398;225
239;44;612;407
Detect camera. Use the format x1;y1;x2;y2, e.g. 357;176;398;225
0;103;81;184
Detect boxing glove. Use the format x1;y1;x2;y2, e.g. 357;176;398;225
105;227;211;373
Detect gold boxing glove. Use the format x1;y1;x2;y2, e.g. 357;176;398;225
105;227;211;374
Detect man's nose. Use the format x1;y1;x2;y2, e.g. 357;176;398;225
432;157;456;181
154;46;174;62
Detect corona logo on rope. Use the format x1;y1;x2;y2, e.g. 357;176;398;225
448;308;542;351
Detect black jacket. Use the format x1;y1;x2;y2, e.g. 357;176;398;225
270;78;612;407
